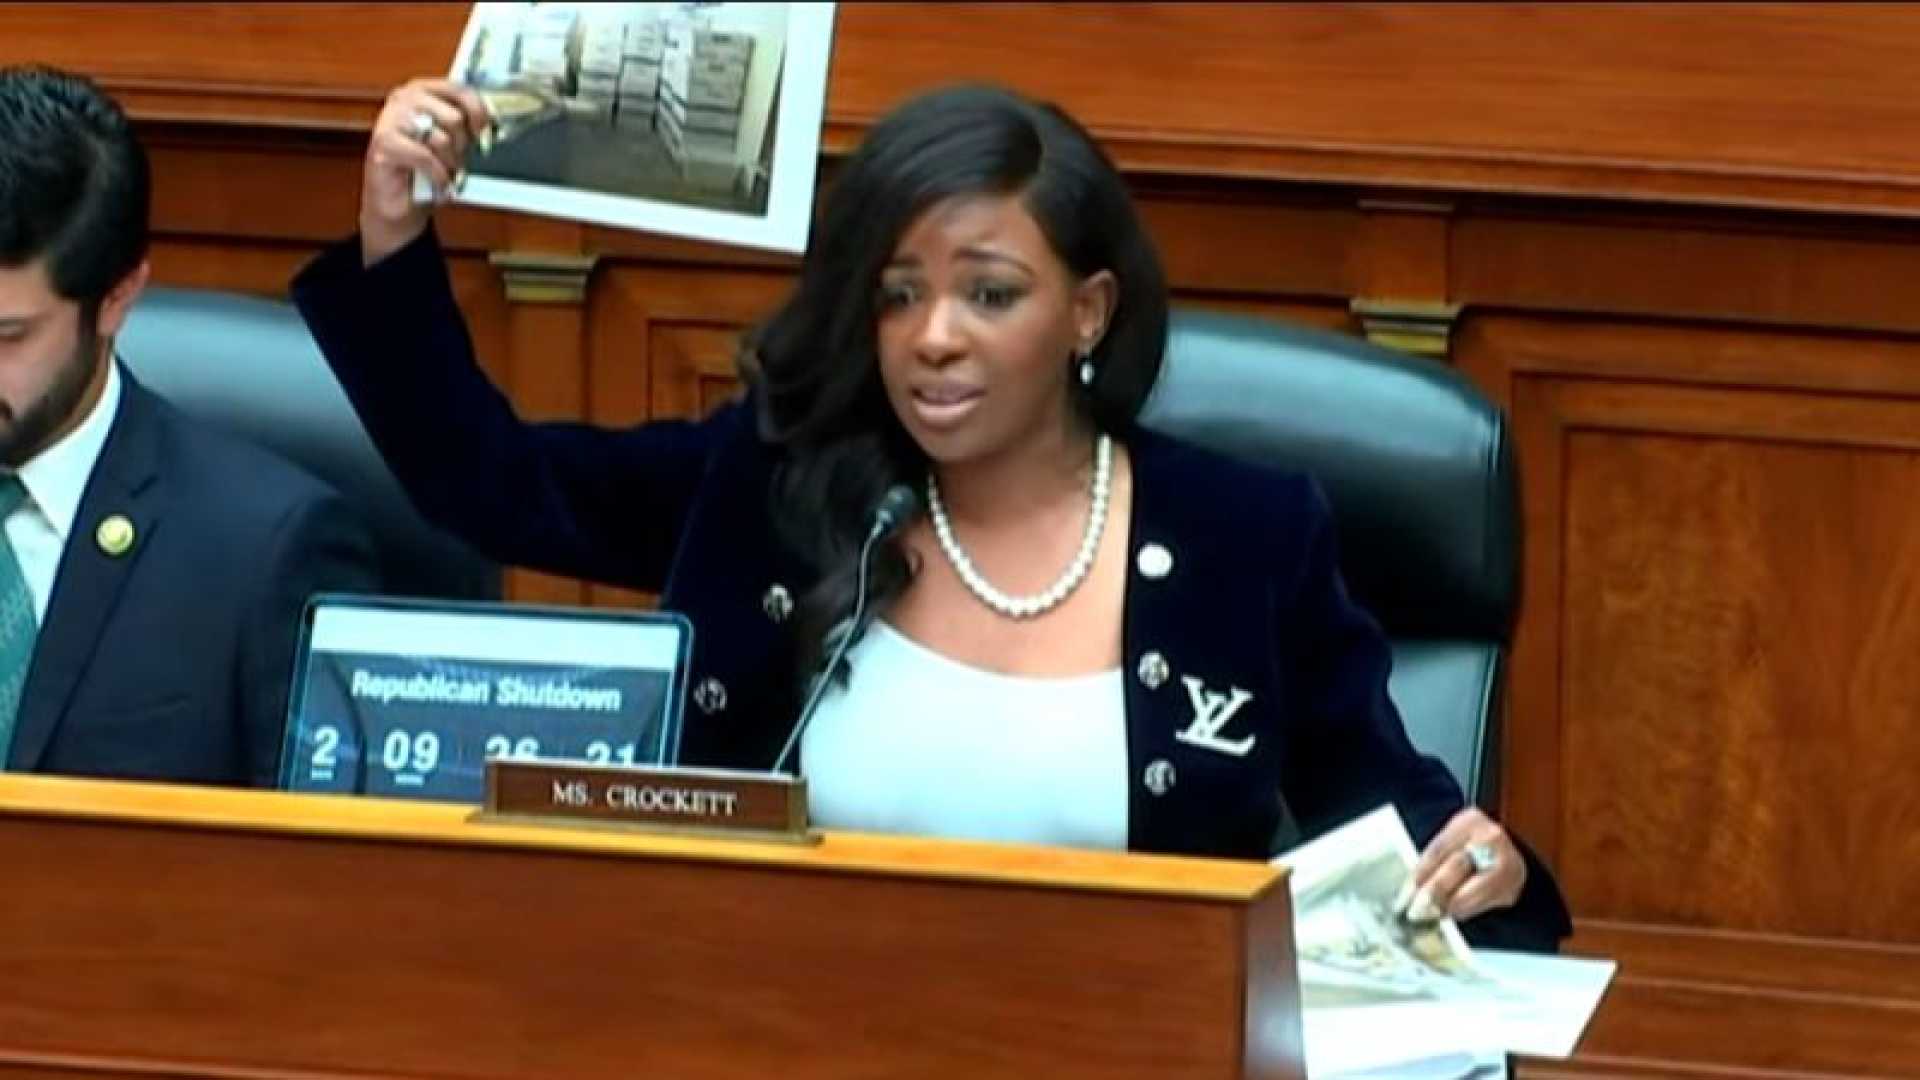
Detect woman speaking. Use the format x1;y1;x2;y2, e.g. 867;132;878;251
293;78;1570;950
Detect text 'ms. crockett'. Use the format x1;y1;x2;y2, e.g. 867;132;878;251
486;760;807;838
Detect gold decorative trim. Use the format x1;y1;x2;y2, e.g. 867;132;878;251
488;251;601;305
1349;298;1464;359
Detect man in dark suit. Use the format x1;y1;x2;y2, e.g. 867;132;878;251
0;66;380;786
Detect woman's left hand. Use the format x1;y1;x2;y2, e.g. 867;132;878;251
1405;808;1526;922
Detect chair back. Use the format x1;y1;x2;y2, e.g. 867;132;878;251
1139;309;1518;803
118;287;500;602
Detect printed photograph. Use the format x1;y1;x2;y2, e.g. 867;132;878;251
437;2;836;252
1278;805;1513;1008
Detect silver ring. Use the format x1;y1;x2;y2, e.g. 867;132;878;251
409;110;437;141
1463;842;1500;875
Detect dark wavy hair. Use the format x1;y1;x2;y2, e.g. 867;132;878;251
0;66;150;321
742;84;1170;682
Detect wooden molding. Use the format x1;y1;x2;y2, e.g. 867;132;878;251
488;251;600;305
1349;297;1464;359
14;4;1920;218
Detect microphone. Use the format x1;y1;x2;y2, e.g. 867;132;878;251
770;483;919;775
868;484;919;541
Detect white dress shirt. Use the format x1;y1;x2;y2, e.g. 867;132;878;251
2;362;123;626
802;619;1129;851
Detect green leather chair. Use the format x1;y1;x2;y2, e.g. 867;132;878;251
117;287;500;603
1141;309;1515;806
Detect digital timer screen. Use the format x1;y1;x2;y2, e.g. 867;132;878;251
278;596;692;803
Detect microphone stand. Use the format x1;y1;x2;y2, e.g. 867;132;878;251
770;516;888;776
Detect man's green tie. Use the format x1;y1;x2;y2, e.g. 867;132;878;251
0;476;37;767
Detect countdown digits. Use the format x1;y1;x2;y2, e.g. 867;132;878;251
381;728;441;785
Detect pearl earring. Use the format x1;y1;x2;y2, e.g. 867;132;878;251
1076;347;1096;387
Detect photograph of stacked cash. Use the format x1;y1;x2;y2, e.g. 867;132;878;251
1276;805;1513;1008
437;2;836;253
1280;807;1618;1076
658;23;753;191
456;3;569;151
617;15;665;131
572;6;625;122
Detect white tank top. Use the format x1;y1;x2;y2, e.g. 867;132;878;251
801;620;1129;850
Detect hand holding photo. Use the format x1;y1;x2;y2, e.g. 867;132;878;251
424;2;836;253
1275;804;1511;1008
1278;807;1616;1076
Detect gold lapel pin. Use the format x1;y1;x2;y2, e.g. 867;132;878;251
96;514;136;557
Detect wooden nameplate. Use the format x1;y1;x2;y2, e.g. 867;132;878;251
478;759;812;844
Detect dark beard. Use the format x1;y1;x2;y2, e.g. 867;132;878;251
0;323;103;469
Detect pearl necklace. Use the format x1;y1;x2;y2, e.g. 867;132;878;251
926;434;1112;620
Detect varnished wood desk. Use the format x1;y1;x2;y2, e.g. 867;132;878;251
0;774;1301;1078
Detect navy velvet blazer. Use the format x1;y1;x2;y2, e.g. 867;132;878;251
293;230;1571;950
8;369;380;787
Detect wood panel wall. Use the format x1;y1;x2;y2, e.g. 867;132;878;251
6;4;1920;1076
